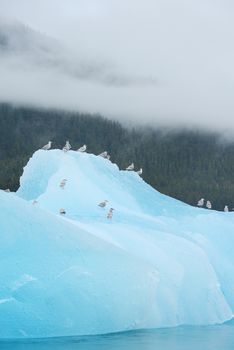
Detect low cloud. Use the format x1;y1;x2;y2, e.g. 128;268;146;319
0;0;234;132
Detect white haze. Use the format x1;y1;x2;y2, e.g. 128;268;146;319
0;0;234;131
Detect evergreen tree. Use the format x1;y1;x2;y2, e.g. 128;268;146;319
0;103;234;211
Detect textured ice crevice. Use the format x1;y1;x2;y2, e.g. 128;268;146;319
54;266;92;281
11;274;37;291
0;297;15;304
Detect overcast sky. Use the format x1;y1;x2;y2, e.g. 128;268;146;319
0;0;234;131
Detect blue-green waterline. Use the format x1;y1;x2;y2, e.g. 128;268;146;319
1;321;234;350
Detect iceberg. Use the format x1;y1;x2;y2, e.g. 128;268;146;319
0;149;233;338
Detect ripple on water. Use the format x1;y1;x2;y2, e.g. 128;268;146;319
1;322;234;350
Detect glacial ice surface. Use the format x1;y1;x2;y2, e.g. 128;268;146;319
0;149;233;338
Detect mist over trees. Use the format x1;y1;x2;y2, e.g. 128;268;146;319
1;103;234;211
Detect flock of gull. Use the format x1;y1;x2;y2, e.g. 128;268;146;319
41;140;143;219
3;140;231;215
42;140;143;175
197;198;230;212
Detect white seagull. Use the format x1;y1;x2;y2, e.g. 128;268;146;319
63;140;71;152
98;151;108;158
136;168;143;175
41;141;52;150
98;200;108;208
107;208;114;219
224;205;229;212
126;163;134;171
59;208;66;215
206;200;212;209
77;144;87;152
197;198;204;207
60;179;67;189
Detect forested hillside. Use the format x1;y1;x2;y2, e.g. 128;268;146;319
1;103;234;211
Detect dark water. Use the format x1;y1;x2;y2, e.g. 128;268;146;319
1;322;234;350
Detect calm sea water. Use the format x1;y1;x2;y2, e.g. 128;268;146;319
1;322;234;350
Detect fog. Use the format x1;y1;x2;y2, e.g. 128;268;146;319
0;0;234;131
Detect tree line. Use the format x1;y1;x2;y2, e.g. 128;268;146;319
1;103;234;211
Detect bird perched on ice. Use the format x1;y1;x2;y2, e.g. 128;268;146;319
197;198;204;207
4;189;10;193
98;151;108;158
224;205;229;212
60;179;67;189
63;141;71;152
136;168;143;175
77;144;87;152
126;163;134;171
41;141;52;150
59;208;66;215
98;200;108;208
107;208;114;219
206;200;212;209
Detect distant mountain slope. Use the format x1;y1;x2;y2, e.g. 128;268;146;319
1;103;234;211
0;17;153;87
0;17;55;53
